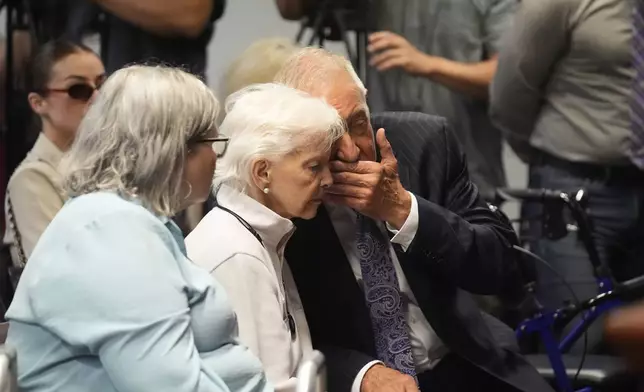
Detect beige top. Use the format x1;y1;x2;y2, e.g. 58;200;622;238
4;133;65;264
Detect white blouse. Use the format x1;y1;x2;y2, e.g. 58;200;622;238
186;184;313;392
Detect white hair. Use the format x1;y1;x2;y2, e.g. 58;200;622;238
222;37;300;98
215;83;345;193
273;46;368;114
62;65;220;217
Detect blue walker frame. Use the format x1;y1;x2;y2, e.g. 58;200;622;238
497;189;627;392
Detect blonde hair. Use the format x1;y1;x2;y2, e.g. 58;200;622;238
215;83;345;193
62;65;220;216
223;37;300;98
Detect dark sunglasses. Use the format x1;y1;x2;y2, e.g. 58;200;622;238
192;137;229;157
43;83;100;102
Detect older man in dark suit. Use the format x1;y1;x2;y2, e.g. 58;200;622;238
275;48;552;392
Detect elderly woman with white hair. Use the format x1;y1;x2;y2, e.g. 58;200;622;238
5;66;271;392
186;83;344;392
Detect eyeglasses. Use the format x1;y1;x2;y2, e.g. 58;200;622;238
193;137;229;157
42;83;100;102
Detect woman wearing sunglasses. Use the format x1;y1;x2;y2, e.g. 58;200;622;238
3;39;105;267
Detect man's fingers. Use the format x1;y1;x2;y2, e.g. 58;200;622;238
376;128;396;162
326;184;368;198
331;171;370;186
329;160;380;174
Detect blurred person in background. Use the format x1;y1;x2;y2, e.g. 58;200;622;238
64;0;227;232
0;30;34;222
490;0;639;352
0;31;32;132
5;65;270;392
187;83;344;392
222;38;300;99
276;0;517;203
0;30;36;315
4;39;104;266
64;0;226;77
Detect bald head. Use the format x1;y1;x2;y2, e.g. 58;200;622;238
273;47;366;98
274;47;376;163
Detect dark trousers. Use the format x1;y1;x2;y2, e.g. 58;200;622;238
523;152;644;353
418;354;519;392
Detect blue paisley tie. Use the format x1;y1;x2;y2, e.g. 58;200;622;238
356;213;417;379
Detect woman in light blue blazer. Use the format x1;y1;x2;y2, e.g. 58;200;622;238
5;65;271;392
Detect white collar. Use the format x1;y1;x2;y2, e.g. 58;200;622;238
215;184;295;252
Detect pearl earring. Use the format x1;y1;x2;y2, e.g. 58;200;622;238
263;187;269;194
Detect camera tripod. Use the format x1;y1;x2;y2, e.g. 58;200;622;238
295;0;371;87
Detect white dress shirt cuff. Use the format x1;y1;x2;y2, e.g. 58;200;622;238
351;360;383;392
387;192;419;251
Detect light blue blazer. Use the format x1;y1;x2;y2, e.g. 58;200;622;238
5;192;272;392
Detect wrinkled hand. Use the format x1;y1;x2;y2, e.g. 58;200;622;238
361;365;419;392
325;128;411;229
368;31;435;76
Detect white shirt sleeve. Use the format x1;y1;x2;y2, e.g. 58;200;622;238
386;192;419;251
213;253;298;392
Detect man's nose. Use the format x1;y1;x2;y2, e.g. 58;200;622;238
335;133;360;162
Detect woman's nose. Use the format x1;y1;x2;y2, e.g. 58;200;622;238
320;166;333;189
334;133;360;163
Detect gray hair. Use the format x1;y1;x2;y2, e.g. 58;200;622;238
273;47;368;111
62;65;220;217
222;37;300;98
215;83;345;193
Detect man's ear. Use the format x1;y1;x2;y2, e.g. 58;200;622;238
250;158;271;191
28;92;46;116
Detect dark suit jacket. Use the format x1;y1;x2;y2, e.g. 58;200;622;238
285;112;552;392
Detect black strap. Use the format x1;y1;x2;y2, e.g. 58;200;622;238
6;197;27;269
211;198;264;248
212;192;297;341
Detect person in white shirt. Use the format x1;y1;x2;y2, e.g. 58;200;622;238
186;83;345;392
